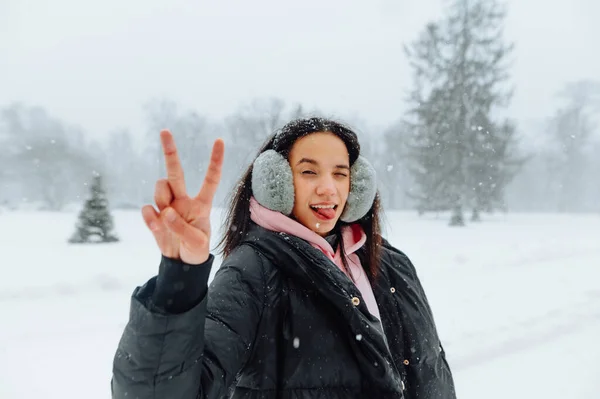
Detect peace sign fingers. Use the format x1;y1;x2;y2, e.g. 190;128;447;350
160;130;188;199
194;138;225;209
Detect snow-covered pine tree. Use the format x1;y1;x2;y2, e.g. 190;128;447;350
403;0;522;226
403;84;457;216
69;173;119;243
467;119;525;221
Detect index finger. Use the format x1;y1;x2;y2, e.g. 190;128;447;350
195;138;225;206
160;130;187;198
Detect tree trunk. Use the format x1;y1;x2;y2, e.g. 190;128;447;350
449;205;465;226
471;207;481;222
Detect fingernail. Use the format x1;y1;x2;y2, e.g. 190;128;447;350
149;222;158;231
166;209;176;222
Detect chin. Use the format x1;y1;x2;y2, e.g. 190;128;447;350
293;207;341;235
311;217;339;236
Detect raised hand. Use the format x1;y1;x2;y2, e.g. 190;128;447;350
142;130;225;265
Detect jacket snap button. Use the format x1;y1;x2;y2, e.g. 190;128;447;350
351;297;360;306
390;287;396;293
403;359;410;366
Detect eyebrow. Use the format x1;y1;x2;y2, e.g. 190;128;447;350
296;157;350;170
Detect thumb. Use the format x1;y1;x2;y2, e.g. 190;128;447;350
162;207;208;248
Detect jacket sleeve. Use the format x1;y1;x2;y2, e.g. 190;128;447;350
381;239;458;398
111;245;266;399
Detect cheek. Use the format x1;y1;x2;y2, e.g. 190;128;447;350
339;179;350;199
292;176;310;202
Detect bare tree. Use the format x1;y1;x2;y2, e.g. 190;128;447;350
222;97;289;189
143;98;179;179
225;97;286;151
0;103;97;210
545;80;600;212
102;128;146;208
380;121;415;210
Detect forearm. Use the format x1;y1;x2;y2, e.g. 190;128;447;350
152;254;214;314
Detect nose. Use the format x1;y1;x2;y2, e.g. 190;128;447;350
315;175;336;196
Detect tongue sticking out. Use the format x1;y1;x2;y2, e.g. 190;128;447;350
314;207;336;219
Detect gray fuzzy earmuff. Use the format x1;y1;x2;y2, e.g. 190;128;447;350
251;150;295;216
340;155;377;223
251;149;377;223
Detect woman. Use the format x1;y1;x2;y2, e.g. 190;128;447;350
111;118;456;399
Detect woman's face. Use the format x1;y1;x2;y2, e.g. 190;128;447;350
288;132;351;236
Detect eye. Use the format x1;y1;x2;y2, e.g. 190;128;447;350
335;172;348;177
302;170;316;175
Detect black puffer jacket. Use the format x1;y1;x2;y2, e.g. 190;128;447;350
111;224;456;399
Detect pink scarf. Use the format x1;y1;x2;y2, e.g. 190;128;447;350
249;197;381;320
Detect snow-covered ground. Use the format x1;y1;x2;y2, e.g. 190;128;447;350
1;207;599;398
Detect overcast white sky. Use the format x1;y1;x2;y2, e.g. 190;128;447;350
1;0;599;142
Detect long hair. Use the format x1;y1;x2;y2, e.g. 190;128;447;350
216;117;384;281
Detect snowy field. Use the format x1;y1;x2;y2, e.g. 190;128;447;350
1;207;599;398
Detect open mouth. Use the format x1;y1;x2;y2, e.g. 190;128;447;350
310;204;338;221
